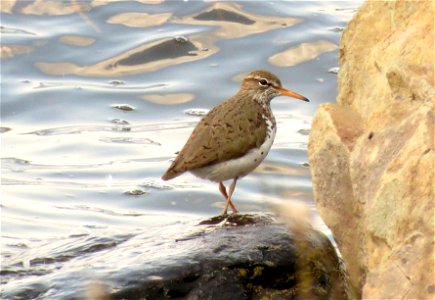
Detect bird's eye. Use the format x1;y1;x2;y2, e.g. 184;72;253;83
259;79;269;86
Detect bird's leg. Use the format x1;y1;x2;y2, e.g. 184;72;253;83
219;182;237;215
219;182;228;199
220;179;238;215
228;178;238;214
220;182;230;215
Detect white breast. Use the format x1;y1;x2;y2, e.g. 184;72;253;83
191;117;276;182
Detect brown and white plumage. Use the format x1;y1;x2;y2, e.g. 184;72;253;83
162;70;309;215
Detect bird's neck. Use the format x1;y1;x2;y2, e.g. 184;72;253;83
232;89;275;126
236;89;273;107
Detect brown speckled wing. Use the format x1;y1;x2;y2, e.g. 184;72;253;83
162;97;268;180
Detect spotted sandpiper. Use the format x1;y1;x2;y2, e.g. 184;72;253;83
162;70;309;215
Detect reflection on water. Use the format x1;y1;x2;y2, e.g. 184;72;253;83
142;93;194;105
269;40;339;67
174;2;301;39
0;44;33;58
34;2;304;76
107;12;172;28
36;36;215;76
20;0;91;16
58;35;95;47
1;0;361;297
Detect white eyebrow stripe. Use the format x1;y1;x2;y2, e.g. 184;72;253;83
246;75;279;86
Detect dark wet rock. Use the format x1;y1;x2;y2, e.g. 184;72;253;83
110;118;129;125
327;67;339;75
112;215;348;300
184;108;209;116
194;8;255;25
330;26;344;32
198;213;272;226
2;214;348;300
174;36;189;43
109;79;125;86
123;189;147;196
297;129;311;136
110;104;135;111
109;118;131;132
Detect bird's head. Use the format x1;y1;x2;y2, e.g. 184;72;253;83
240;70;309;104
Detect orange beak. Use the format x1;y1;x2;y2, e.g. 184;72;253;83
277;87;309;102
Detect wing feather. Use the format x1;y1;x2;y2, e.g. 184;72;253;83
162;97;268;180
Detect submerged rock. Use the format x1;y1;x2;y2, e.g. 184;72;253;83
308;1;434;299
2;214;348;300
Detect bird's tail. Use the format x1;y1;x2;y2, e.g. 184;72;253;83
161;168;182;181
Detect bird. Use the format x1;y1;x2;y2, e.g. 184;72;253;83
162;70;309;215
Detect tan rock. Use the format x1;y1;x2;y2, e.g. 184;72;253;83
337;1;434;124
309;104;365;296
308;1;434;299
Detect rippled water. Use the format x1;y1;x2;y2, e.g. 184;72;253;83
1;1;360;297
